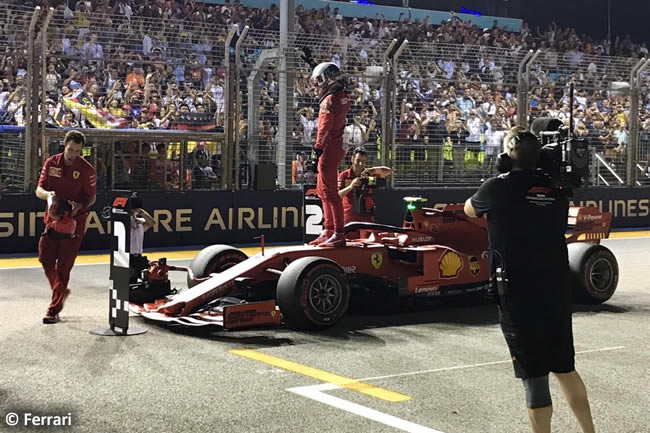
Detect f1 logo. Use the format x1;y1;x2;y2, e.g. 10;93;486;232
112;197;129;208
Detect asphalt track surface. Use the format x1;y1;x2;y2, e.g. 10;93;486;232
0;236;648;433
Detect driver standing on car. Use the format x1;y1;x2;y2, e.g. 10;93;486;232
463;126;596;433
307;62;351;248
338;147;392;226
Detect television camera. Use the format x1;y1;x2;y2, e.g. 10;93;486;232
496;117;590;195
352;175;387;216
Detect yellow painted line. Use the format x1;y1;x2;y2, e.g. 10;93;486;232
608;230;650;239
229;348;412;402
0;246;266;269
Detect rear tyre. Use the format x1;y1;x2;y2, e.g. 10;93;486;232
188;245;247;288
568;243;618;304
276;257;350;330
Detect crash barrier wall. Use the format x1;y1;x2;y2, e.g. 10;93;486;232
0;5;647;191
1;187;648;254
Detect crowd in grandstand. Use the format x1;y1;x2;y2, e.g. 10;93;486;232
0;0;649;189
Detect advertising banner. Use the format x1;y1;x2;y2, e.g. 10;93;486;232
0;187;648;254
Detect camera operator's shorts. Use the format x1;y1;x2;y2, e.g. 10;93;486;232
499;299;575;379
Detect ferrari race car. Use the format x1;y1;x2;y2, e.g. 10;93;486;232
130;198;619;330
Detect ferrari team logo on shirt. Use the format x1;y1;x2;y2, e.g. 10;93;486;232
371;253;383;269
48;167;62;177
73;170;80;180
439;250;463;279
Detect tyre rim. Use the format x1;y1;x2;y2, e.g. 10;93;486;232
589;258;614;294
309;274;342;315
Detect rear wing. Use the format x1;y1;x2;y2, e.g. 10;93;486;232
566;206;612;244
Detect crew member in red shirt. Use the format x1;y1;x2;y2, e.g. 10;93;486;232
338;147;392;229
308;62;351;247
35;130;96;324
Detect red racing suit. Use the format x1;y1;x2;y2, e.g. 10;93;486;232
314;90;351;233
38;153;96;316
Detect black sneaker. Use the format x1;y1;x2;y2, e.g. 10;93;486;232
42;313;60;324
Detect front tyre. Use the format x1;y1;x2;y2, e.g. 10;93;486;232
276;257;350;330
188;245;248;288
568;243;618;304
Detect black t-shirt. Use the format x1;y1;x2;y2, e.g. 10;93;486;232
470;170;569;298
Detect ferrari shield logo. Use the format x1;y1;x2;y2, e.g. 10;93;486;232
439;251;463;279
469;256;480;276
371;253;383;269
73;170;80;180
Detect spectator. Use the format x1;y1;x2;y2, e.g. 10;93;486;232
81;33;104;61
297;106;317;147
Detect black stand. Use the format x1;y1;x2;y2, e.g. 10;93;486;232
90;193;147;337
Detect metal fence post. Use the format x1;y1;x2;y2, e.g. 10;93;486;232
234;26;249;190
278;0;296;189
223;26;238;190
628;58;649;186
516;50;536;128
39;8;55;164
391;39;408;189
24;7;41;191
380;39;398;175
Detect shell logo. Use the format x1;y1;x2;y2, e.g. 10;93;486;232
439;251;463;279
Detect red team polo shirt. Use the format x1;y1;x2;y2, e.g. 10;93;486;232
338;167;374;225
38;154;97;236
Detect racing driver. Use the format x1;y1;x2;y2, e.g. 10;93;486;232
308;62;351;247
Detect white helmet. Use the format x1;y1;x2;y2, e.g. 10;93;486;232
311;62;341;95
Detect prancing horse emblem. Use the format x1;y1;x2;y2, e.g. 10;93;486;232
371;253;383;269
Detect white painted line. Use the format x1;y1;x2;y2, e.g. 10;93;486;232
287;346;625;433
356;346;626;382
288;384;446;433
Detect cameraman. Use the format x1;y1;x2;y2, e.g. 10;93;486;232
338;147;392;226
463;127;596;433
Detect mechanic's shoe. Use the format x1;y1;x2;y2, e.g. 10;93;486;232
42;312;60;324
318;232;346;247
309;230;333;246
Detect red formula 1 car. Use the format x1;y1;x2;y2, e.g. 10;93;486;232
131;198;619;330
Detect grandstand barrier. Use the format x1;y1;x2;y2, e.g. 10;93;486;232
1;187;648;254
209;0;523;31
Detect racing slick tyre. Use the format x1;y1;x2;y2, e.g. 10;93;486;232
276;257;350;330
188;245;248;288
568;242;618;304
